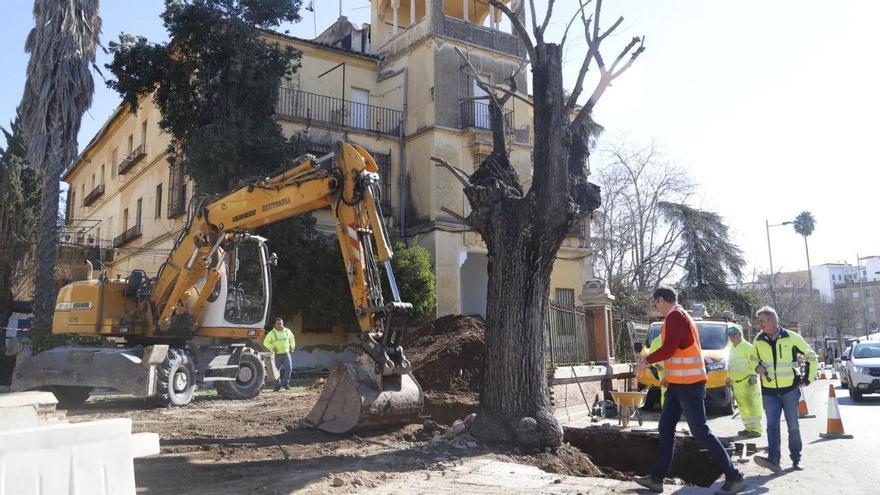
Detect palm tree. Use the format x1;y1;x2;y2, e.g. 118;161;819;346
20;0;101;346
793;211;816;289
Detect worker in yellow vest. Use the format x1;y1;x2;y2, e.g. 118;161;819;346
263;317;295;391
725;326;763;438
648;334;667;408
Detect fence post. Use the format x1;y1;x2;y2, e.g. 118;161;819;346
579;278;616;364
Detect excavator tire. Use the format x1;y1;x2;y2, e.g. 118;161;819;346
154;349;196;407
48;386;93;409
305;360;424;433
216;351;265;400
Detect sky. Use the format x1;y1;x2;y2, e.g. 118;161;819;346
2;0;879;279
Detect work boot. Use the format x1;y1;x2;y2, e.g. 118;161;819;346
715;476;746;495
792;459;802;470
633;475;663;493
272;384;281;392
753;456;782;473
283;384;291;391
744;430;762;438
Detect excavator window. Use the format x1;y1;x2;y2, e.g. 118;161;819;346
223;241;267;325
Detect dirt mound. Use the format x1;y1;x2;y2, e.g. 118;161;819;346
405;315;486;394
502;443;603;478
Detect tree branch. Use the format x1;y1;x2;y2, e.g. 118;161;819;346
538;0;556;39
490;0;538;62
431;157;473;189
560;0;593;48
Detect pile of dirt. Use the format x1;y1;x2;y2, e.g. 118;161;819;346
404;315;486;424
404;314;486;394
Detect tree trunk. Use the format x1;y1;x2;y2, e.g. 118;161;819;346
32;129;62;348
470;219;567;449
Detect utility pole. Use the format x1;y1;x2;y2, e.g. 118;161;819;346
857;254;869;336
765;219;778;309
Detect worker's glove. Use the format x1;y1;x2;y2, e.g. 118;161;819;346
748;375;758;386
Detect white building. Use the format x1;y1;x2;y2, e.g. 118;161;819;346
810;263;861;302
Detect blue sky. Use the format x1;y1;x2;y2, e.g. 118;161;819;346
2;1;879;278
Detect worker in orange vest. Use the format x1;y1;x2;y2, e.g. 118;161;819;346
634;287;745;494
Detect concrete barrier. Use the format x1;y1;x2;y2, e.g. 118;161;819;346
0;391;159;495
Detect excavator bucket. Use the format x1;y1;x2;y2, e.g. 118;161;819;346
305;359;424;433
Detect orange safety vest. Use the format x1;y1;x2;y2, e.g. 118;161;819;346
660;307;708;384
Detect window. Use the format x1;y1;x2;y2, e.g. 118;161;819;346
80;184;84;206
107;216;113;240
112;148;119;169
69;190;76;221
350;88;370;129
122;209;129;231
853;291;860;299
555;288;576;306
141;121;148;146
127;134;134;154
136;198;143;227
96;227;101;246
100;164;105;185
155;184;163;219
91;173;95;190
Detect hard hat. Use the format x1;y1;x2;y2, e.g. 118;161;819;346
726;326;741;335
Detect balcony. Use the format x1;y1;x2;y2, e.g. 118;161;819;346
118;145;147;174
113;224;142;248
82;184;105;207
276;88;402;137
461;100;513;131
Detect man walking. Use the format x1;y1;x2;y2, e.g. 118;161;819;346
726;325;763;438
263;317;295;391
635;287;745;494
751;307;817;472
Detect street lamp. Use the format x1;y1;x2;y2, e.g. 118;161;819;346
765;219;793;309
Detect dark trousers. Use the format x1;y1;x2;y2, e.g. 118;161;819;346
762;387;802;465
651;381;740;482
274;352;292;388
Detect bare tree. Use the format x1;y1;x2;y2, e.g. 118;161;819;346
19;0;101;344
593;139;693;290
433;0;645;448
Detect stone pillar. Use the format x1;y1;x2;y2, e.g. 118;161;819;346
462;0;468;22
580;278;616;364
392;0;400;35
411;0;416;25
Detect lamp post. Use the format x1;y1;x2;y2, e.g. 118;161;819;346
765;219;793;310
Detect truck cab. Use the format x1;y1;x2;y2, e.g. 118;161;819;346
636;318;734;413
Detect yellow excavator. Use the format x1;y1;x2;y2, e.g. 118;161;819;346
11;142;423;433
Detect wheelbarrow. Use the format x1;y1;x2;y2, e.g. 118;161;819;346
609;390;648;428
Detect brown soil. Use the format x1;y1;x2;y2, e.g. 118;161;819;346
493;442;603;477
405;315;485;425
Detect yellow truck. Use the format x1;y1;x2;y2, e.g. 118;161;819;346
636;318;735;414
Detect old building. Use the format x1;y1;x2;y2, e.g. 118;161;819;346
62;1;598;353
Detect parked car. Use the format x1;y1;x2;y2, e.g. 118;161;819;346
838;346;852;388
840;340;880;401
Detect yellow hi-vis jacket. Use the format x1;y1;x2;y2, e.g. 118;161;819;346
649;335;666;382
263;327;295;354
728;340;759;382
753;327;817;392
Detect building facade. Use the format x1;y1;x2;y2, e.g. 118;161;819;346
810;263;861;302
62;1;596;346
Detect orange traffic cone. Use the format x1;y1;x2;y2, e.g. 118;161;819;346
819;384;853;439
831;368;838;380
797;388;815;418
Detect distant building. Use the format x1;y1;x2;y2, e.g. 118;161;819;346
833;280;880;334
811;263;861;302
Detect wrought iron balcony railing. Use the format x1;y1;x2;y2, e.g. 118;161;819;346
276;88;402;136
113;224;142;248
118;144;147;174
82;184;105;207
461;100;513;131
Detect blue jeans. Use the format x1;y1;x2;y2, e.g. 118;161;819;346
762;388;801;465
651;382;740;482
274;352;292;388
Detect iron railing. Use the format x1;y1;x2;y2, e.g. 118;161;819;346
118;145;147;174
83;184;104;207
276;87;402;136
460;100;514;131
113;224;142;248
544;300;591;366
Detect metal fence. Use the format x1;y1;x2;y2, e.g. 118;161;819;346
545;300;591;366
461;100;514;131
276;87;402;136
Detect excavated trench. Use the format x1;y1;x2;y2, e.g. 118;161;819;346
564;426;726;487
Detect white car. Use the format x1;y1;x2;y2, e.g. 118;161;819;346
841;340;880;401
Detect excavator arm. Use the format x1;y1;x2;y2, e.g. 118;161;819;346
145;141;422;431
